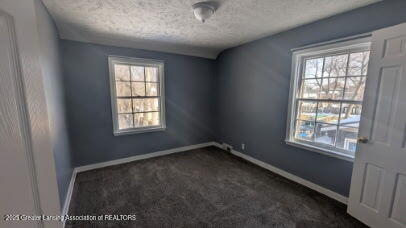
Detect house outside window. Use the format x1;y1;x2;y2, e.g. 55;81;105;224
108;56;166;135
286;37;371;160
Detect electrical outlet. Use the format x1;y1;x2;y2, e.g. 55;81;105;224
241;143;245;150
222;143;233;152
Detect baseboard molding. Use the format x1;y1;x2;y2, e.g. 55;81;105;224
61;169;77;226
62;140;347;227
212;143;348;205
61;141;216;226
75;142;216;173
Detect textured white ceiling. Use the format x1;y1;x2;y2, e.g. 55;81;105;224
42;0;380;59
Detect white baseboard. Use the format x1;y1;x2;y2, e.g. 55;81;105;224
75;142;216;173
62;141;216;225
62;168;77;226
212;143;348;205
62;140;347;227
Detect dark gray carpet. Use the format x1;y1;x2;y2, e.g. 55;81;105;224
66;146;367;228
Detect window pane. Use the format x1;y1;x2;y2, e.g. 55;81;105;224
344;77;366;101
131;66;144;81
304;58;323;78
316;102;341;124
339;103;362;128
323;54;348;77
115;64;130;81
348;51;370;76
336;126;358;153
134;112;160;127
297;101;317;121
321;77;345;99
146;112;160;126
117;99;132;113
132;98;159;112
300;79;322;98
133;99;143;112
146;82;159;96
145;67;158;82
118;114;133;129
315;123;337;146
144;98;159;111
295;120;314;141
134;113;147;127
132;82;145;96
116;82;131;97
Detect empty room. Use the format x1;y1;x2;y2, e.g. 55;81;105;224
1;0;406;227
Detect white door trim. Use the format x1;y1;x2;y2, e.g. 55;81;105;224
0;9;42;228
1;1;63;226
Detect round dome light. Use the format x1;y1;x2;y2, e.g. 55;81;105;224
192;2;216;23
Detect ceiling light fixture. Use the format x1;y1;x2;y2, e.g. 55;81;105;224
192;2;216;23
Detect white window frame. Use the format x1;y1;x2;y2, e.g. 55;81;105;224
285;37;371;161
108;56;166;135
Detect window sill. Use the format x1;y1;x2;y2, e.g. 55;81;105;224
285;139;354;162
114;126;166;136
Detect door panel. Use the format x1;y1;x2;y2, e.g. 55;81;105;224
383;36;406;57
372;66;400;144
390;174;406;225
360;163;384;211
348;23;406;228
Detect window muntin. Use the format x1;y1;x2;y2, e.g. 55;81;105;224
290;43;370;158
109;57;165;135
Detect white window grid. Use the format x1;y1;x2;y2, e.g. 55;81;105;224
286;37;371;161
108;56;166;135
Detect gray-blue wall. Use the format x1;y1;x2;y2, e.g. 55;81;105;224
60;0;406;198
34;0;73;207
61;40;217;167
215;0;406;196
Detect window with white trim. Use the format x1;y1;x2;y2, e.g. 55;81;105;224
286;38;370;159
108;56;165;135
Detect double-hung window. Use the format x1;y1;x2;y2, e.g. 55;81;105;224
286;38;371;160
108;56;165;135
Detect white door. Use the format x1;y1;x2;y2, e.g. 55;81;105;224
348;23;406;228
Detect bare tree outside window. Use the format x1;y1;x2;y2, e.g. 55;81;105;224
109;57;165;135
294;50;370;155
